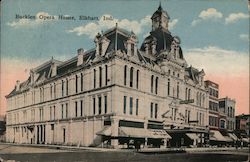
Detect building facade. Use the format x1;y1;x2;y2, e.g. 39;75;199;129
5;5;209;148
219;97;236;132
235;114;250;145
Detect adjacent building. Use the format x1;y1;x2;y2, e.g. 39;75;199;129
235;114;250;145
5;5;209;148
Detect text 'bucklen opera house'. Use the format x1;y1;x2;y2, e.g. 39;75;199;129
5;5;210;148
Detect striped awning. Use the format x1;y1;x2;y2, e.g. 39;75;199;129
118;127;171;139
96;126;112;136
228;133;238;141
210;130;226;142
186;133;200;140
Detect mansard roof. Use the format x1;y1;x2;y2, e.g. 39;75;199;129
185;66;204;83
141;28;174;54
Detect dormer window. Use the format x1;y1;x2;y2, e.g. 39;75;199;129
131;43;134;56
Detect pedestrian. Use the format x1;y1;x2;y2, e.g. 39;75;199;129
135;141;140;152
240;140;243;149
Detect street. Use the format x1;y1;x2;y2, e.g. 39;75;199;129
0;144;249;162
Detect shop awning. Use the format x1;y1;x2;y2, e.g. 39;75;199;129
186;133;200;140
149;129;172;139
242;138;249;143
223;135;233;142
228;133;238;141
210;130;226;142
118;127;148;138
96;126;112;136
118;127;171;139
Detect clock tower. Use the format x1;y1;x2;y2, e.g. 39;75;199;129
151;3;170;32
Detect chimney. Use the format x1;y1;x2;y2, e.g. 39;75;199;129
16;80;20;91
77;48;84;66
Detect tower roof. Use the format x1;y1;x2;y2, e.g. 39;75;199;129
151;3;170;20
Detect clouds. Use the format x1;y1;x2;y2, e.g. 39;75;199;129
191;8;223;26
185;46;249;76
239;34;249;42
191;8;248;26
7;12;57;28
199;8;223;20
67;14;178;38
225;12;249;24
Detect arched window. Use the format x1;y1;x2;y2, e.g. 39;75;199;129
75;75;78;93
185;88;188;100
188;89;191;100
131;43;135;56
177;82;179;98
151;75;154;93
93;69;96;88
167;79;170;96
81;73;83;91
124;65;127;86
61;80;64;97
66;79;68;96
99;67;102;87
130;67;134;87
155;77;158;94
136;70;139;89
54;83;56;99
105;65;108;86
50;84;53;99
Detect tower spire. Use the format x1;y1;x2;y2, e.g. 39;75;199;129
158;1;162;10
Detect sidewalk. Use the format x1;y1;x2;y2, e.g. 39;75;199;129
0;142;249;154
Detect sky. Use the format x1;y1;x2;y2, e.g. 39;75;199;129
0;0;249;115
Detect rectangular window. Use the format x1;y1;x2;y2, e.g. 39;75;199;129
75;101;78;117
136;99;139;116
61;104;64;119
53;106;56;120
105;65;108;86
155;103;158;118
62;80;64;97
50;106;52;120
124;66;127;86
75;75;78;93
167;79;170;96
136;70;139;89
151;75;154;93
104;96;107;114
54;83;56;99
81;73;83;92
80;100;83;117
65;103;68;118
155;77;158;94
98;96;102;114
50;84;53;99
123;96;127;114
129;97;133;115
150;103;153;118
94;69;96;88
66;79;68;96
99;67;102;87
93;97;96;115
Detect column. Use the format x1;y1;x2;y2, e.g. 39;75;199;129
111;117;119;148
